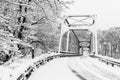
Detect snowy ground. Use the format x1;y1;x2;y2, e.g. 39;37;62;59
96;54;120;62
0;54;53;80
29;58;80;80
1;54;120;80
69;57;120;80
29;56;120;80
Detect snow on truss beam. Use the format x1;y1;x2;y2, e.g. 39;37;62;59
68;26;90;30
65;15;95;27
68;15;92;17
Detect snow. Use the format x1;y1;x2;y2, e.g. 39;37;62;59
17;55;120;80
96;55;120;62
29;56;120;80
1;53;120;80
29;58;80;80
69;57;120;80
0;54;53;80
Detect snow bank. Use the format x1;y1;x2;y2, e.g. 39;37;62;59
68;57;120;80
0;54;52;80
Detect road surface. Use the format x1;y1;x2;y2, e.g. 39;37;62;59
29;58;80;80
29;56;120;80
69;57;120;80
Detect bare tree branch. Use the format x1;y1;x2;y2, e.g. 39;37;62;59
46;0;53;8
33;0;53;31
6;0;35;8
0;14;10;21
54;0;58;15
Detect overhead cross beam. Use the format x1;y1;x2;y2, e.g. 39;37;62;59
65;15;95;27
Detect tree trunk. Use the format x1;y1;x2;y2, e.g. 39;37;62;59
111;43;112;57
118;39;120;53
32;49;34;59
104;45;107;56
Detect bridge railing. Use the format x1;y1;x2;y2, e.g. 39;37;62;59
89;54;120;67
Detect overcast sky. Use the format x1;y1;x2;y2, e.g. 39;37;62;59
64;0;120;30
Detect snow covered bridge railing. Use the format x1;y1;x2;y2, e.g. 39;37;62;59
90;55;120;67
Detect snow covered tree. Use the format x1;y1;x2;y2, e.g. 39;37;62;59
98;27;120;59
0;0;72;62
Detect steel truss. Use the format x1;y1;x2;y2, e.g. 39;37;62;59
58;15;97;54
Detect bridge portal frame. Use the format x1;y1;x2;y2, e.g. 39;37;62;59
58;15;97;54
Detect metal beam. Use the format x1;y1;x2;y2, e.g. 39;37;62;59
58;31;63;53
79;40;90;42
68;26;90;30
68;15;92;17
72;29;88;31
65;19;70;25
69;24;91;27
66;15;95;27
90;33;93;52
66;30;70;52
71;30;80;54
71;30;80;42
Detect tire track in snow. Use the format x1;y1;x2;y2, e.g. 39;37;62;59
75;57;120;80
67;61;86;80
68;57;115;80
84;57;120;80
68;57;104;80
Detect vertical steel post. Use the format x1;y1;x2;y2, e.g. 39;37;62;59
58;20;68;53
77;36;80;54
90;33;92;52
90;33;94;53
92;33;95;53
66;30;70;53
93;15;98;55
94;31;98;55
77;39;80;54
58;29;63;53
78;45;80;54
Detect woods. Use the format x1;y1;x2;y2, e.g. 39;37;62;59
98;27;120;59
0;0;72;63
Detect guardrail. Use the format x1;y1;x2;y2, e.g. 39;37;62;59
89;55;120;67
17;55;56;80
16;53;120;80
17;53;82;80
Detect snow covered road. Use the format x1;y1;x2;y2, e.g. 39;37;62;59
29;56;120;80
29;58;80;80
69;57;120;80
